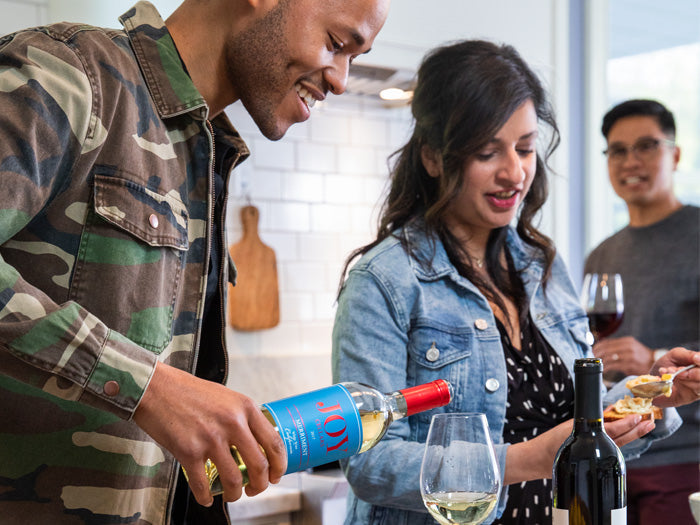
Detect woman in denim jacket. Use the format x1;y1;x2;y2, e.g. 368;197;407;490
332;40;683;525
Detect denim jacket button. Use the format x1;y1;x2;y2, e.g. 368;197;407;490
148;214;159;229
426;342;440;362
474;319;488;330
485;378;500;392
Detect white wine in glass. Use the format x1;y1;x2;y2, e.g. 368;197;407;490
420;413;501;525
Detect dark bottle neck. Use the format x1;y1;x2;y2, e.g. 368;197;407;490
573;359;604;428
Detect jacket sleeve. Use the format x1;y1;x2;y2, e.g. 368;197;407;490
332;266;430;511
0;30;157;419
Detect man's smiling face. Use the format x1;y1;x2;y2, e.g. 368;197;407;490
225;0;391;140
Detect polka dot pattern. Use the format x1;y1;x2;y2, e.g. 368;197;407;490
492;314;574;524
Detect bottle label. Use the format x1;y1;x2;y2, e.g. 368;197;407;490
263;384;362;474
552;506;626;524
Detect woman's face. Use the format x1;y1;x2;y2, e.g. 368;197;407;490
443;99;538;242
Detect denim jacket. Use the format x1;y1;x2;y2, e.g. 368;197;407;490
332;224;680;525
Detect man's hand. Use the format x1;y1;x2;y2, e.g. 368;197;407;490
133;362;287;506
649;347;700;408
592;336;653;375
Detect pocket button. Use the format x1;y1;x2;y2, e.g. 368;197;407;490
426;342;440;362
149;214;159;229
474;319;488;330
485;378;500;392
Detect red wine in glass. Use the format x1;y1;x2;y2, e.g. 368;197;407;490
587;311;624;340
581;273;624;343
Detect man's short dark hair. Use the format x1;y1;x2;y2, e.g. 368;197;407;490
601;99;676;139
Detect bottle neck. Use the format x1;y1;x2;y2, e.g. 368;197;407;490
397;379;452;417
574;367;604;429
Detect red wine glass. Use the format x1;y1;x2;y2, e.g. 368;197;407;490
581;273;625;385
581;273;624;342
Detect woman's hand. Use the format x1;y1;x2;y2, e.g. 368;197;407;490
604;414;655;447
504;415;654;485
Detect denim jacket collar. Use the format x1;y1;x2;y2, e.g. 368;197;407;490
402;221;545;289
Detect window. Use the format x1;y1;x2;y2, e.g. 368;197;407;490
604;0;700;231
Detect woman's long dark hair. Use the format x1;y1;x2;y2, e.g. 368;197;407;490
339;40;559;322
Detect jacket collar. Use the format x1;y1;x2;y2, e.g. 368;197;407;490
402;221;544;284
119;2;250;163
119;1;208;120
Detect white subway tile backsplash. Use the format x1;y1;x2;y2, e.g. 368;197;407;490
364;176;389;207
313;292;338;321
310;113;351;144
300;324;336;359
339;233;376;263
324;174;367;204
224;93;406;392
283;172;324;203
296;142;337;173
337;145;377;175
350;116;389;147
251;138;296;170
389;113;414;149
247;168;284;200
350;204;377;236
269;202;311;232
298;233;341;262
280;292;315;323
284;263;328;292
310;204;352;233
253;324;304;357
225;327;262;357
261;232;299;262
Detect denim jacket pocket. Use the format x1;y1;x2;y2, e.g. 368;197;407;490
408;322;474;370
69;172;189;354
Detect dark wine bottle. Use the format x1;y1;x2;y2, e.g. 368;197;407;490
552;358;626;524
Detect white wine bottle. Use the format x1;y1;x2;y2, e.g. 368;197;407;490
190;379;452;495
552;358;626;524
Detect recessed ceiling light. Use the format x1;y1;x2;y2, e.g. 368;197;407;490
379;88;413;101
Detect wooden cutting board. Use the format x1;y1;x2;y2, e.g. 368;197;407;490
228;205;280;330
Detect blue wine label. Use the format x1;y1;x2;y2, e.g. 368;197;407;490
263;384;363;474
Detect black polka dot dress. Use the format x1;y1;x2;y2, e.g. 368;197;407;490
492;314;575;525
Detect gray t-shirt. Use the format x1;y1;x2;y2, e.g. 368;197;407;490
585;204;699;468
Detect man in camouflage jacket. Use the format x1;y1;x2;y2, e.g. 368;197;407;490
0;0;390;523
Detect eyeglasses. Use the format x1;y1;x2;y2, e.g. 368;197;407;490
603;137;675;164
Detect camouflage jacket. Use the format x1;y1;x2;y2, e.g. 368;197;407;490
0;2;247;523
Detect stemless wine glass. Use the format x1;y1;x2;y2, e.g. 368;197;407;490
420;413;501;525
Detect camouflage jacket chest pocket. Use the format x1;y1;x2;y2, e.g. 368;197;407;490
69;173;189;354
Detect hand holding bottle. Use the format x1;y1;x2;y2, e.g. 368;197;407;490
133;362;287;506
181;378;452;498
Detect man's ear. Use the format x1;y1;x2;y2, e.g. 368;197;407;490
672;144;681;168
420;144;443;178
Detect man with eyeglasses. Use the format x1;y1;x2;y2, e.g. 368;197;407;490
585;99;699;524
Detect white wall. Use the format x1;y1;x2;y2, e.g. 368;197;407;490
46;0;180;27
0;0;47;35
